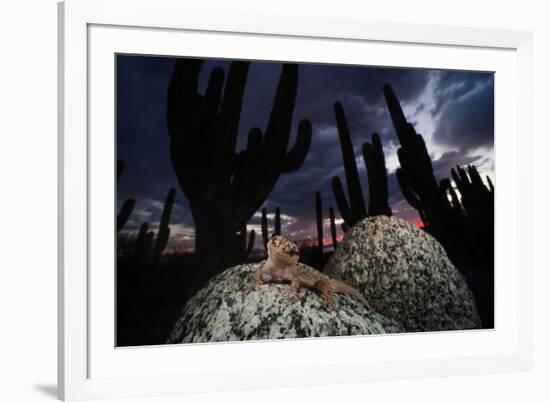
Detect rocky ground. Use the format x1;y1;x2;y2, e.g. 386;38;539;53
167;216;481;344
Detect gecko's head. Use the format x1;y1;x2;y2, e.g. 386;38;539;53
267;235;300;266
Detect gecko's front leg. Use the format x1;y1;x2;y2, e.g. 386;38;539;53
252;262;266;290
283;277;302;300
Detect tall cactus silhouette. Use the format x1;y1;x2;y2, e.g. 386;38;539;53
152;188;176;265
363;134;392;216
117;161;135;232
331;102;391;229
167;59;311;276
332;102;367;225
384;83;494;269
384;84;452;239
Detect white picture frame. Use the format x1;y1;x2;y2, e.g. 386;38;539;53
58;0;533;400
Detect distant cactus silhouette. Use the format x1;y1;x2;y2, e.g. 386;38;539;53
116;161;135;232
315;192;323;254
274;207;281;236
134;222;154;262
242;229;256;259
331;102;391;229
152;188;176;265
261;208;269;249
329;206;338;249
167;59;311;276
261;207;281;250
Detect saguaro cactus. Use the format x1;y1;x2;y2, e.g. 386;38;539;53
331;102;392;229
384;84;452;238
167;59;312;276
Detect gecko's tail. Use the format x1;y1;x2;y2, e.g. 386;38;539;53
330;279;368;307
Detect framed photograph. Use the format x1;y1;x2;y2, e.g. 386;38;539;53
58;0;533;400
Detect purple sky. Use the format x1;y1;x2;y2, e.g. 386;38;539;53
116;55;494;250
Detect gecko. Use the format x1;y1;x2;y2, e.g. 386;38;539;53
253;235;367;310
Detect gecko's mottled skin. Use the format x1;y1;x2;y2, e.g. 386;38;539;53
253;235;367;309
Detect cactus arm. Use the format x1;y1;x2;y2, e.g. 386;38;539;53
167;59;204;196
440;178;461;215
263;64;298;158
450;168;462;188
199;67;224;162
396;168;422;211
383;84;408;136
215;62;250;178
282;119;312;173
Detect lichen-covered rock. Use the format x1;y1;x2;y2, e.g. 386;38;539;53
325;216;481;332
167;263;404;344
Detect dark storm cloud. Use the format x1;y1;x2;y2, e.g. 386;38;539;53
117;55;494;247
116;56;178;202
431;71;494;151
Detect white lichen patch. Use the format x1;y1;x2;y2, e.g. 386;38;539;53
325;216;481;332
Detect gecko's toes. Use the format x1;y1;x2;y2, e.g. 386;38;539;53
283;287;302;300
322;297;336;311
